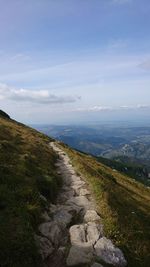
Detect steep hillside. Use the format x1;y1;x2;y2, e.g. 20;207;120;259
95;156;150;186
0;113;150;267
0;113;61;267
59;142;150;267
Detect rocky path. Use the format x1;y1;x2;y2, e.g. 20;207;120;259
36;142;127;267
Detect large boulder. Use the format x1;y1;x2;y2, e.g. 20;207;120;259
94;237;127;267
67;223;103;266
66;245;93;266
69;223;103;246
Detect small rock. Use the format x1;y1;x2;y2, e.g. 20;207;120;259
94;237;127;267
34;234;54;260
84;210;101;222
66;245;93;266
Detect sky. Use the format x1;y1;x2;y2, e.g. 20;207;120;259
0;0;150;124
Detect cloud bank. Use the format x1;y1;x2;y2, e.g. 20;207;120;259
0;83;80;104
75;104;150;112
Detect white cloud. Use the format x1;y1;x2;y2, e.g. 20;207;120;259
0;83;80;104
74;104;150;112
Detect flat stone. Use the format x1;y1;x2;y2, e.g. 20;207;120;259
69;224;86;245
67;196;91;210
53;209;73;226
94;237;127;267
84;210;101;222
66;245;93;266
79;188;90;196
39;222;62;246
69;223;103;247
34;234;54;260
87;222;103;244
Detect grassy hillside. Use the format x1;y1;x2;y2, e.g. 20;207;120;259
59;142;150;267
0;114;61;267
95;156;150;186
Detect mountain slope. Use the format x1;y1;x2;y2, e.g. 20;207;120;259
0;114;61;267
59;142;150;267
0;112;150;267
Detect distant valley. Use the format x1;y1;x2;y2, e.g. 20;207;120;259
35;124;150;186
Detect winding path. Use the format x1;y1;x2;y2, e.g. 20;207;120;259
36;142;127;267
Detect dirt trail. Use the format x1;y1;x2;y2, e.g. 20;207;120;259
36;142;127;267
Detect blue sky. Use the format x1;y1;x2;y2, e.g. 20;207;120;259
0;0;150;124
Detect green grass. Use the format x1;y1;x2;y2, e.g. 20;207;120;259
0;116;61;267
95;155;150;186
59;142;150;267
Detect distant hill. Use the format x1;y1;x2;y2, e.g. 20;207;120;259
35;124;150;186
